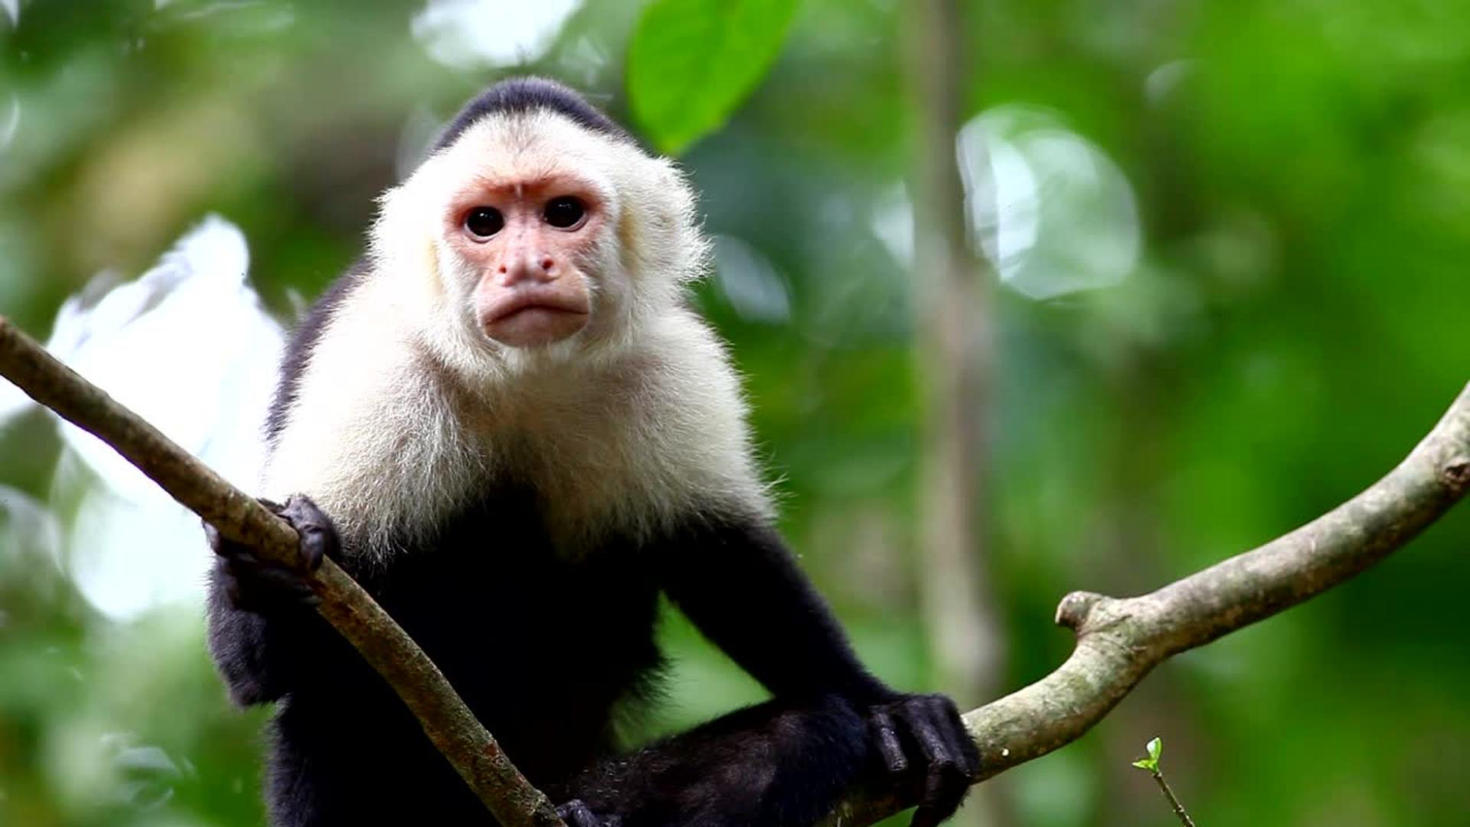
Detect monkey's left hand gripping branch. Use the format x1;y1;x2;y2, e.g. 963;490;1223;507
0;317;568;827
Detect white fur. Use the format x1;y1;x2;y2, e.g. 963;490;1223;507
263;110;769;561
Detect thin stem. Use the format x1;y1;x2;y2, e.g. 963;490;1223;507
1150;769;1197;827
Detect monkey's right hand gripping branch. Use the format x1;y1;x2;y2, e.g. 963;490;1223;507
208;494;340;613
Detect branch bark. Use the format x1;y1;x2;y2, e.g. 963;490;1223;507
826;382;1470;825
0;316;566;827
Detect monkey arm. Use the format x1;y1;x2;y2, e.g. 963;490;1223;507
659;514;894;703
205;495;349;706
659;513;981;827
206;566;341;705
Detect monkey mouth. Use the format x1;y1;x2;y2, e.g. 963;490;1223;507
480;292;590;347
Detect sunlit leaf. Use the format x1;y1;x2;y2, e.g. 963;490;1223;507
626;0;799;155
1132;737;1163;771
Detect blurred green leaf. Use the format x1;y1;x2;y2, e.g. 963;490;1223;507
626;0;800;155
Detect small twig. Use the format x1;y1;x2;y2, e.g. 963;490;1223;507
0;316;566;827
1149;770;1196;827
1132;738;1197;827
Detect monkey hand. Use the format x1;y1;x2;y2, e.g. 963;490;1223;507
555;799;622;827
206;494;339;613
868;693;980;827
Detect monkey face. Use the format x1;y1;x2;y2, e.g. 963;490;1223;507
373;108;701;369
443;170;606;348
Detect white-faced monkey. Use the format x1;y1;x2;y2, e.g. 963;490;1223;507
207;77;980;827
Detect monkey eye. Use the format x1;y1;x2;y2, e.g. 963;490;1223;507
464;207;504;239
543;196;586;229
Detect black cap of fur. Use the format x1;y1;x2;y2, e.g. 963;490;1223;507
434;77;633;152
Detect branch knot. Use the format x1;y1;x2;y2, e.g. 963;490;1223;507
1056;591;1108;632
1442;456;1470;494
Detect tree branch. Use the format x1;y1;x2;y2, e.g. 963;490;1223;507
827;382;1470;825
0;316;566;827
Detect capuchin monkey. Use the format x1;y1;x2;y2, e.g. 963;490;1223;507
207;77;980;827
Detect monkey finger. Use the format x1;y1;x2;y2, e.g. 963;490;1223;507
915;728;960;802
909;695;979;778
942;719;981;779
888;697;948;768
556;799;619;827
930;697;980;778
909;763;968;827
869;709;908;774
912;706;954;766
905;702;973;826
555;800;595;826
206;523;258;564
909;766;966;827
295;527;328;571
908;804;946;827
279;495;340;568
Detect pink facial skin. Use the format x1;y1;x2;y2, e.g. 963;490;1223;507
445;172;605;348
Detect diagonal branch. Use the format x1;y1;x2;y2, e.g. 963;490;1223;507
0;316;567;827
827;382;1470;825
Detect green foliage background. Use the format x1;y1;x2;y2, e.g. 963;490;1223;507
3;1;1470;825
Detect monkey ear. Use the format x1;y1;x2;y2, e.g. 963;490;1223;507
370;180;440;278
621;158;709;286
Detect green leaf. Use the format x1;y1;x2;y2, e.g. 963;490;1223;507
626;0;801;155
1132;737;1163;771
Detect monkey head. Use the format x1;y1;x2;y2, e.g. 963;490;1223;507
370;102;709;370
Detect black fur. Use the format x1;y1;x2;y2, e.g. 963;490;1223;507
433;77;633;153
562;695;871;827
209;492;921;825
212;486;665;823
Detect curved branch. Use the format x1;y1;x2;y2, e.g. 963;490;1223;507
829;382;1470;825
0;317;566;827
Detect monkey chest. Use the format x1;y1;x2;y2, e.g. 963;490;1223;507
354;492;665;715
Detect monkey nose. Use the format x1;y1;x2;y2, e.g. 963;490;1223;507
498;254;558;285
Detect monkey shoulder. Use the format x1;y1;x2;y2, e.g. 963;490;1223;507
594;312;773;527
